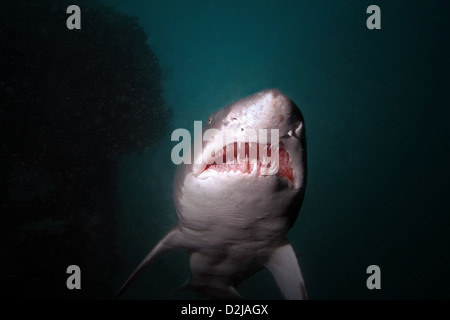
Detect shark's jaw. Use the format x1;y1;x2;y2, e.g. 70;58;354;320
196;141;294;183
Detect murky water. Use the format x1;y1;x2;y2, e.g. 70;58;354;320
1;0;449;299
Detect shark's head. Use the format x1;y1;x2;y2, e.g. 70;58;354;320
174;89;306;234
192;89;305;188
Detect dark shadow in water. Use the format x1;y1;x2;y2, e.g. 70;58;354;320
0;0;171;299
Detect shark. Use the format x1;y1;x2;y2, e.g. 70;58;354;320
116;89;308;299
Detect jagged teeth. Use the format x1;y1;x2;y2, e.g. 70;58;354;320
252;162;258;175
202;141;284;177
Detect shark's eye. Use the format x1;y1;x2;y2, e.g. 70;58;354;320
208;116;213;124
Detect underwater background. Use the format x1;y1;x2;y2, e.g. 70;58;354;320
0;0;449;299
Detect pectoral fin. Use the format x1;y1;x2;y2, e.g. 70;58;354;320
115;227;184;299
265;242;308;300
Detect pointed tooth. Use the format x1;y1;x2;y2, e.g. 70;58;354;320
268;160;279;175
261;145;268;163
272;147;280;166
262;153;268;166
273;163;279;175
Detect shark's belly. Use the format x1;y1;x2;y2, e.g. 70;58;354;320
185;234;276;299
176;173;300;241
176;173;301;298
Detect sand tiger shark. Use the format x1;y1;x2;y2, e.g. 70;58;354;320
116;89;308;299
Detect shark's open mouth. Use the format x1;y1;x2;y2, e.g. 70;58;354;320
201;142;293;182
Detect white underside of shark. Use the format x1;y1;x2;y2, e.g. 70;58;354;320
116;89;308;299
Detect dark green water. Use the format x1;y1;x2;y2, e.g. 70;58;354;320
1;0;449;299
